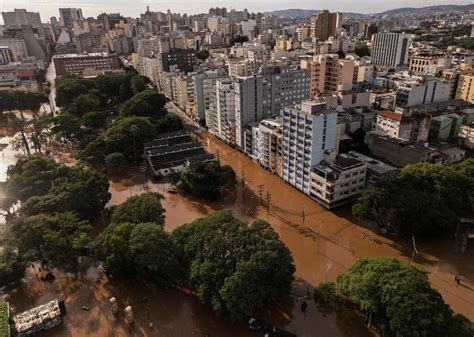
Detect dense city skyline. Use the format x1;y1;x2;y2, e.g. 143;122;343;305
0;0;473;23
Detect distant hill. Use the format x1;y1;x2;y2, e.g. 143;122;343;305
265;4;474;18
263;9;318;18
380;4;474;15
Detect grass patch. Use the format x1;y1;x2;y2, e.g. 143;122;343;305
0;302;9;337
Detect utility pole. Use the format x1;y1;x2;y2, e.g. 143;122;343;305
258;184;264;206
265;191;271;213
317;221;324;253
302;203;305;225
411;236;419;263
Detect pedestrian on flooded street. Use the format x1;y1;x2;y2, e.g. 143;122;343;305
301;300;308;315
454;275;461;285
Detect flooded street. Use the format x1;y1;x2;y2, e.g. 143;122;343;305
2;129;473;337
3;266;375;337
107;131;474;320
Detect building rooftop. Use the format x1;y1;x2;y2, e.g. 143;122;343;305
53;52;112;59
12;300;61;334
144;131;193;150
312;153;365;180
379;111;405;122
347;151;398;176
146;141;203;157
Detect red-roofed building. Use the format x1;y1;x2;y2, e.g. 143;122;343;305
372;110;413;140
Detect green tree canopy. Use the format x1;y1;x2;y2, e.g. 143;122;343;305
51;113;82;140
105;152;126;167
355;44;371;57
78;116;157;164
5;155;66;202
12;212;92;268
353;161;473;238
171;210;295;319
196;50;210;61
0;247;25;286
131;75;148;94
4;155;110;219
119;90;167;119
156;115;183;133
174;161;236;200
314;282;336;304
81;111;107;129
55;75;96;107
66;93;101;117
336;258;466;337
95;222;179;284
0;91;48;114
111;192;166;226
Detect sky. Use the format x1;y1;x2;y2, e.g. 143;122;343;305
0;0;473;23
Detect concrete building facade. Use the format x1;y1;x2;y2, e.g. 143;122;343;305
281;102;338;194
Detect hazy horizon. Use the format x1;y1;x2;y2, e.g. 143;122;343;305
0;0;473;23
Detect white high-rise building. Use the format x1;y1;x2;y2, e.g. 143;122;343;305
282;102;338;194
208;78;236;144
371;33;412;69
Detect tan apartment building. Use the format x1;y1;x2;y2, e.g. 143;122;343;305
456;73;474;104
258;119;283;177
310;10;341;41
301;54;354;97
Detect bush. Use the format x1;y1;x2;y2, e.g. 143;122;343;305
314;282;336;304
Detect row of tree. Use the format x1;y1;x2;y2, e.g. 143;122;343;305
0;156;111;281
352;160;474;238
53;73;183;167
95;204;295;320
314;258;474;337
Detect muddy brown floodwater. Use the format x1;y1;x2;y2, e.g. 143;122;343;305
3;130;473;337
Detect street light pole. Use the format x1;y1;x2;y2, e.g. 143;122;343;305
325;262;332;282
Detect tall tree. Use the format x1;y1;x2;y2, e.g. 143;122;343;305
172;210;295;319
12;212;92;268
336;258;470;337
174;161;236;200
111;192;166;226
